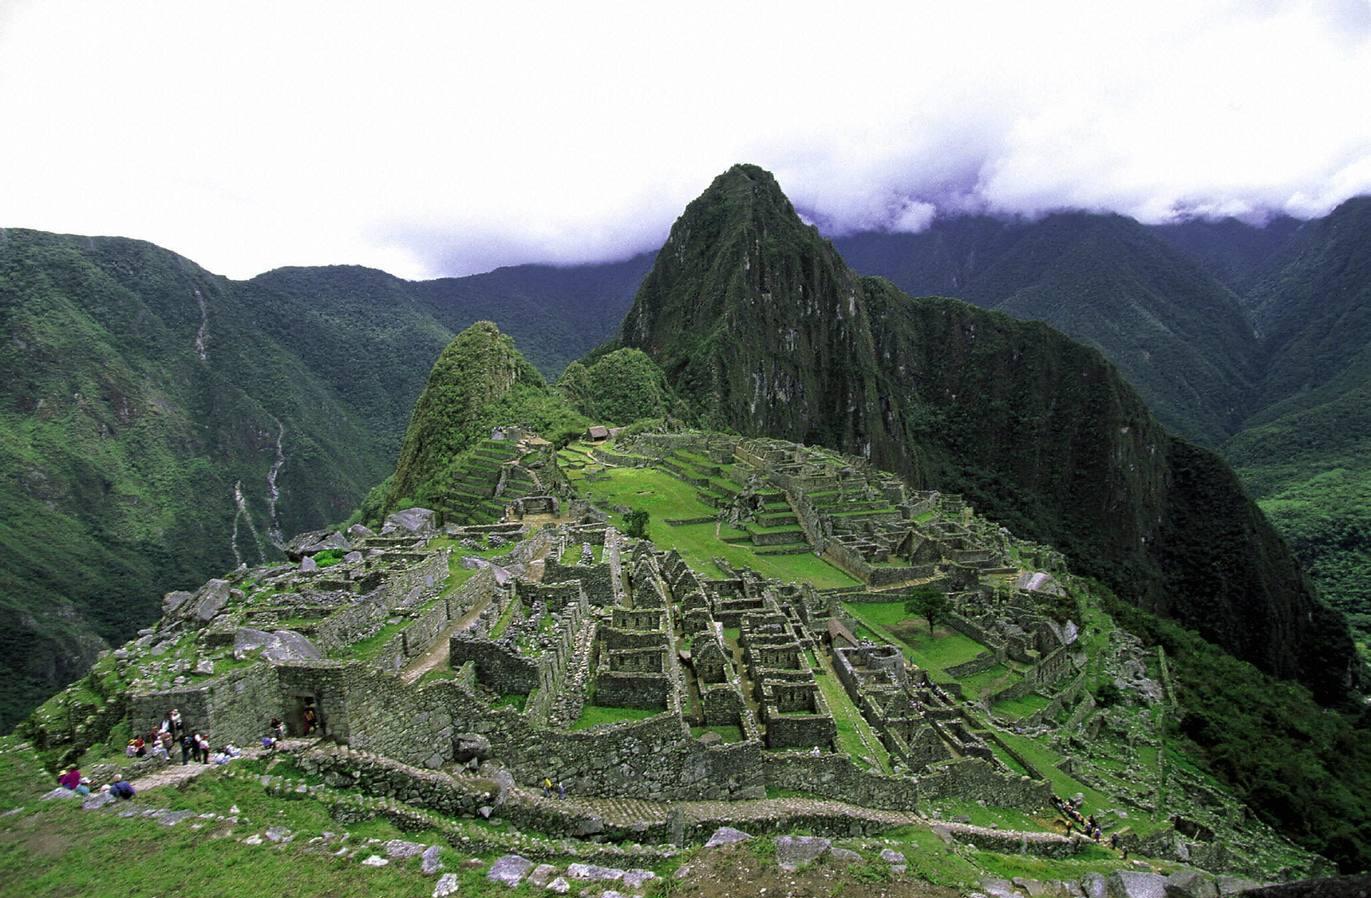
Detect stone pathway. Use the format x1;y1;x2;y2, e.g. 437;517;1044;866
127;739;315;794
512;784;1075;850
546;617;598;728
400;594;494;685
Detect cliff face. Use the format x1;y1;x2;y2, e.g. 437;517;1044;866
618;164;1358;703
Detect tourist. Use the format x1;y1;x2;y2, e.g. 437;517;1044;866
542;777;553;798
302;705;319;736
180;732;194;765
196;733;211;764
557;781;566;800
149;738;169;762
57;766;82;793
109;774;135;800
168;707;183;739
126;735;145;757
270;717;285;742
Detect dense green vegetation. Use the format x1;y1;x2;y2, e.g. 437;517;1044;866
559;451;857;588
558;347;675;425
1103;590;1371;873
837;197;1371;667
834;213;1262;445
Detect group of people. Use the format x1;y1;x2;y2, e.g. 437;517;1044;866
120;707;244;767
541;777;567;800
56;766;135;801
54;705;319;807
1053;794;1126;855
132;708;203;765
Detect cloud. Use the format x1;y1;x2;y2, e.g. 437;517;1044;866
1;1;1368;279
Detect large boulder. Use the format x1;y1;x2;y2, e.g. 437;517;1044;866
347;523;376;542
382;507;436;537
233;628;322;663
184;579;232;622
775;835;831;872
284;529;329;560
704;826;751;848
486;854;533;887
1241;876;1371;898
1108;872;1168;898
453;733;492;763
1166;871;1220;898
163;590;193;615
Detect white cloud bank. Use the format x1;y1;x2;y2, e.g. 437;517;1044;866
1;0;1368;279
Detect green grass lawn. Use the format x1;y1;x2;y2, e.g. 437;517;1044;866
569;704;659;730
992;730;1135;828
559;543;604;565
992;692;1050;719
812;657;892;773
842;602;987;674
927;797;1055;832
334;618;408;662
690;724;745;743
567;462;857;589
959;663;1021;700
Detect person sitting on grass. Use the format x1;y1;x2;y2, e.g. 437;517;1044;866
57;766;90;795
109;775;135;800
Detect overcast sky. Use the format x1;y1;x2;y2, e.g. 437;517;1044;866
2;1;1369;280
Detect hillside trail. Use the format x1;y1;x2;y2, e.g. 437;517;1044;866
496;778;1076;849
127;739;315;794
399;595;495;685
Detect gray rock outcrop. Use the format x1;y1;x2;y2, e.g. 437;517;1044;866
775;835;831;871
383;507;436;537
233;628;322;663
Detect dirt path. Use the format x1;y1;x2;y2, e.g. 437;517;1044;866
400;595;494;685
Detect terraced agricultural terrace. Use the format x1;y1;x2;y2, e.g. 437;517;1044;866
13;428;1325;895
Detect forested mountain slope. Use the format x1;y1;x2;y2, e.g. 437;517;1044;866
834;214;1261;445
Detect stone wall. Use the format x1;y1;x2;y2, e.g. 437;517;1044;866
371;568;498;674
128;663;282;747
762;752;921;810
313;550;453;651
449;639;542;695
919;756;1052;810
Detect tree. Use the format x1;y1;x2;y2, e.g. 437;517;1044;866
905;586;950;635
624;509;650;539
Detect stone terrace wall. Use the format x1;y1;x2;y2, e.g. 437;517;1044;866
129;663;282;747
371;568;498;674
763;752;921;810
449;639;541;695
919;756;1051;810
541;561;613;604
763;750;1049;812
314;550;453;651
